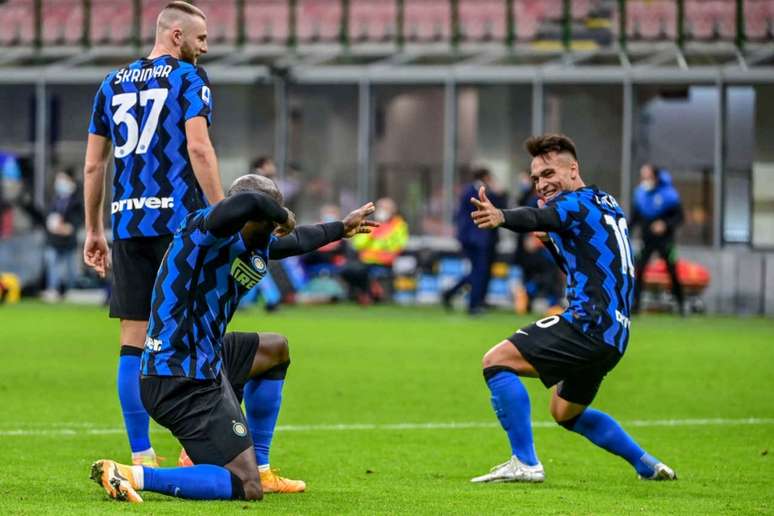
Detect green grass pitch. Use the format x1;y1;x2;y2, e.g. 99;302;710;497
0;302;772;514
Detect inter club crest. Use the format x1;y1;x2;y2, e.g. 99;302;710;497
231;253;268;289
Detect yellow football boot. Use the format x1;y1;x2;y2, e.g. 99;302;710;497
260;468;306;494
90;459;143;503
178;448;194;467
131;451;159;467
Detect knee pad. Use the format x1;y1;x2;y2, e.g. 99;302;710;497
482;365;519;382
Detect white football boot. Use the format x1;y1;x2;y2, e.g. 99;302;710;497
471;456;545;483
640;462;677;480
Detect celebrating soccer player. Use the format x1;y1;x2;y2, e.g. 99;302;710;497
82;1;223;468
469;134;676;483
90;174;377;503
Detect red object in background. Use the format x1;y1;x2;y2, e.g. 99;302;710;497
642;259;711;294
0;208;12;239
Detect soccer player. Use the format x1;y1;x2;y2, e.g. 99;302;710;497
468;134;676;483
90;174;377;502
82;1;223;467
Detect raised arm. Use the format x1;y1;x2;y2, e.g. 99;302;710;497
470;186;562;233
204;192;289;238
270;201;378;259
270;222;345;260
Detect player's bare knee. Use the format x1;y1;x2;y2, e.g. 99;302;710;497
481;347;502;369
261;333;290;365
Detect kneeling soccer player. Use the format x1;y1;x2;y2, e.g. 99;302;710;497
469;134;676;483
90;174;377;502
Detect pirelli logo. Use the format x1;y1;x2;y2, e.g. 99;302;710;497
230;257;265;289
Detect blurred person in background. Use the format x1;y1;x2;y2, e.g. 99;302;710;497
630;163;685;315
82;1;224;468
252;156;301;211
442;167;506;315
41;167;82;302
341;197;408;304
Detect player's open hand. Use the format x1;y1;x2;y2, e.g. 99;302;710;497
83;232;110;278
342;202;379;238
470;186;505;229
274;208;296;237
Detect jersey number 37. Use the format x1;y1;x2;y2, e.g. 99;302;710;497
111;88;168;158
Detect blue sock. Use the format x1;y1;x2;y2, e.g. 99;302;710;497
117;346;151;453
142;465;238;500
484;367;539;466
244;362;289;467
566;408;658;477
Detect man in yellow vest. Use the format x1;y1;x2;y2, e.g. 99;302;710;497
342;198;408;303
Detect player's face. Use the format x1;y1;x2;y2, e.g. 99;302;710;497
179;16;208;64
530;152;578;202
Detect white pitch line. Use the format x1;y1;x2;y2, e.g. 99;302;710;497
0;417;772;437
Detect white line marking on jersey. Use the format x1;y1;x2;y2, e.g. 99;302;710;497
1;417;772;437
516;329;529;336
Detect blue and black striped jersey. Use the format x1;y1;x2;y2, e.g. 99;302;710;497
142;207;274;380
88;55;213;239
544;186;635;352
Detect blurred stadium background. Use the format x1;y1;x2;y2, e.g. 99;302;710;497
1;0;774;314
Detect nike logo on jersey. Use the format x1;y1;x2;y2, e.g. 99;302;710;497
516;329;529;336
111;196;174;214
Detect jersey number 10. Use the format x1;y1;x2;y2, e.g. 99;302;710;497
604;214;635;277
111;88;169;158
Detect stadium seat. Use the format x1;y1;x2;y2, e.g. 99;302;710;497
296;0;342;43
714;0;738;40
458;0;506;42
0;0;35;46
622;0;676;41
349;0;396;43
42;0;84;46
404;0;451;42
91;0;133;45
244;0;289;44
513;0;563;41
744;0;772;41
686;0;716;40
142;0;168;45
195;0;237;44
571;0;592;21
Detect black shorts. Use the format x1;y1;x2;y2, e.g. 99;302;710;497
140;332;260;466
109;235;172;320
507;316;622;406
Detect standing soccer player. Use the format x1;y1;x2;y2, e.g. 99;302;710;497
469;134;676;483
82;1;223;467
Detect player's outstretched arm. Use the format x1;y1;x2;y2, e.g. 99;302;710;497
204;192;289;238
471;186;562;234
270;202;378;260
185;117;225;204
82;133;111;278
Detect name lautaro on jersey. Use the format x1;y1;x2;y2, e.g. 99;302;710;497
114;64;173;84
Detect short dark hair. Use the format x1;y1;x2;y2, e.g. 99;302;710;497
163;1;205;20
226;174;283;204
251;156;273;171
472;166;490;182
524;134;578;162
